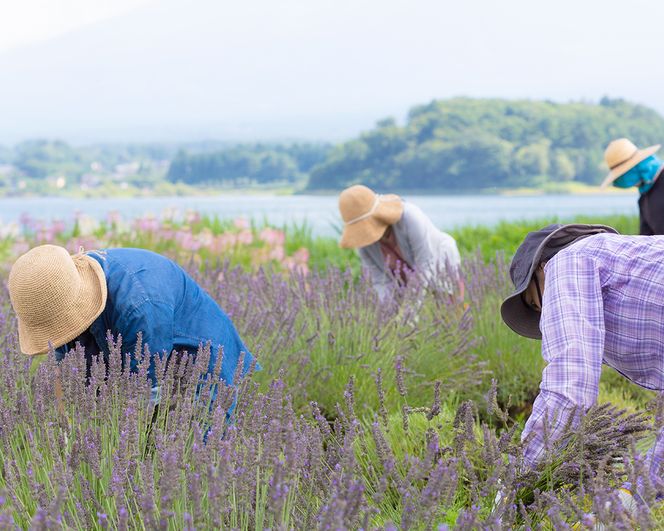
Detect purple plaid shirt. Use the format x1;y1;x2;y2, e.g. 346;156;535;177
523;233;664;488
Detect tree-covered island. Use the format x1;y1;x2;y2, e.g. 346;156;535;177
1;97;663;196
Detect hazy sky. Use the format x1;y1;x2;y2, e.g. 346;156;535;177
0;0;663;144
0;0;153;53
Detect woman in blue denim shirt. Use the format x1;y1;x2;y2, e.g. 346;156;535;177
8;244;257;399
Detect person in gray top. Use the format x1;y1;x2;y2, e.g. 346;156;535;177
338;184;462;301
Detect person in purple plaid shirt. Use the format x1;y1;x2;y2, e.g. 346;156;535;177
501;223;664;501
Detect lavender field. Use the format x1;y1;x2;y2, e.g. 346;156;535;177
0;212;661;529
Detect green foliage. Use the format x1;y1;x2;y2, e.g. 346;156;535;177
7;97;664;194
307;97;664;190
166;143;331;185
280;222;360;273
449;213;640;262
13;140;82;179
3;140;332;193
1;212;663;528
353;407;470;526
463;255;544;411
248;213;645;414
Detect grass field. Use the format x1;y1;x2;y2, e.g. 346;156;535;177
0;212;660;529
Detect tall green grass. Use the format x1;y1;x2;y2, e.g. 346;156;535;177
245;213;641;270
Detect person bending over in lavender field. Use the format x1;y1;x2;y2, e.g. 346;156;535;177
602;138;664;235
8;245;257;406
338;184;463;301
500;223;664;513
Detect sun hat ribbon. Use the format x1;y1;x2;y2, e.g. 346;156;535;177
338;185;404;249
344;195;382;225
609;147;638;169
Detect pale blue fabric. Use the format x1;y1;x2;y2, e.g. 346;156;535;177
358;201;461;300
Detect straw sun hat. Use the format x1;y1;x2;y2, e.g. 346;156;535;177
339;185;404;248
8;245;108;355
601;138;661;188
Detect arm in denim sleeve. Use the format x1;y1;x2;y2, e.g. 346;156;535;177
521;252;605;467
117;300;175;386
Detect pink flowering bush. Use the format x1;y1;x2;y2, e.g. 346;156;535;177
7;212;311;274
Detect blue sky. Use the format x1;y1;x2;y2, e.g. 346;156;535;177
0;0;662;143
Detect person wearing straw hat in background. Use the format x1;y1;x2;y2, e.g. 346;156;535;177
338;184;462;301
8;245;257;407
498;223;664;520
602;138;664;235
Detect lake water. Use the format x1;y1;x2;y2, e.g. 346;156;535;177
0;193;639;237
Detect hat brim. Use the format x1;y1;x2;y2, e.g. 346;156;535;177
601;144;661;189
500;292;542;339
339;196;404;249
500;224;619;340
17;255;108;355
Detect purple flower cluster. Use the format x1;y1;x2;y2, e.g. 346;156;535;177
0;233;660;528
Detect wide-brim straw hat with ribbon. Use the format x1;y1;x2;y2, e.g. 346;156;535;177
601;138;661;188
339;185;404;249
8;245;108;355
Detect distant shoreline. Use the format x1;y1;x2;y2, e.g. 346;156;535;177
0;182;637;199
296;182;636;197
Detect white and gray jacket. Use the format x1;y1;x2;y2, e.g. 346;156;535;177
358;201;461;300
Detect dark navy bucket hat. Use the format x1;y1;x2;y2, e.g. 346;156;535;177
500;223;619;339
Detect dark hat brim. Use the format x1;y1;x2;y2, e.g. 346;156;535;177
500;291;543;339
500;223;619;340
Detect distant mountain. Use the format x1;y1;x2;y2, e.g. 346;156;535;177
307;97;664;190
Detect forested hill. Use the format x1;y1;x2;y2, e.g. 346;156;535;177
166;144;331;186
306;97;664;191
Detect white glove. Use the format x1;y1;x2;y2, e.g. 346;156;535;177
573;488;636;530
150;385;161;405
491;479;505;524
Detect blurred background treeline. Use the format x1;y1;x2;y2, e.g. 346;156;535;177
2;96;663;196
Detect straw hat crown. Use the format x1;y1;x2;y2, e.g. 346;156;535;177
339;185;377;223
10;245;81;326
8;245;108;355
338;185;404;249
601;138;660;188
